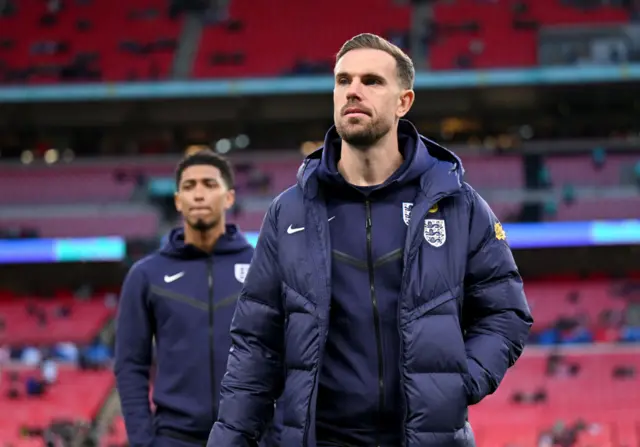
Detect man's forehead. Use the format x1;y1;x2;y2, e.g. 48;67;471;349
335;48;396;77
181;164;222;181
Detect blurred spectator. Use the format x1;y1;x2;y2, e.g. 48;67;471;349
546;351;581;378
21;346;42;366
561;184;576;205
543;200;557;219
25;375;46;396
53;342;79;363
591;146;606;170
511;387;547;404
538;165;552;187
41;357;58;385
612;364;636;379
593;309;622;342
6;371;20;399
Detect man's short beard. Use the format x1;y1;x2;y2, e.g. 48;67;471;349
336;117;391;149
188;218;217;232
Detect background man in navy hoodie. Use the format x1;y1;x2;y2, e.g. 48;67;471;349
114;150;279;447
209;34;533;447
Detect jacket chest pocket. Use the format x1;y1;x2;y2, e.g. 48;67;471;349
405;204;468;312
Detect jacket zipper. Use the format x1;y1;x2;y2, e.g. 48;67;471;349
207;258;216;423
365;199;385;447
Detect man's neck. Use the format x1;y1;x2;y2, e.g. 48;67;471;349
337;131;403;187
184;222;225;253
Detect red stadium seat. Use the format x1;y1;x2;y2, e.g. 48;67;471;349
0;297;115;345
0;367;115;444
0;0;182;83
0;0;632;80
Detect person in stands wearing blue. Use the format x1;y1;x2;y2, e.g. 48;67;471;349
115;150;280;447
208;34;533;447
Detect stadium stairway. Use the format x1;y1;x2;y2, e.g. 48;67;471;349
95;389;123;445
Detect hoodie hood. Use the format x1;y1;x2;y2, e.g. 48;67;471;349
297;119;464;200
161;224;252;259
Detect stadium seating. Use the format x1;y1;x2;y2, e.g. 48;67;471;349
1;153;634;204
0;162;172;205
194;0;632;76
545;154;640;187
0;0;634;82
525;280;625;329
0;207;160;238
1;151;636;236
471;348;640;446
0;366;114;445
429;0;629;70
0;0;183;83
0;297;115;345
193;0;411;79
550;196;640;222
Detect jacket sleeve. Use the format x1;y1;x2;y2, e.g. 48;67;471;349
208;203;285;447
114;263;155;447
258;399;284;447
462;188;533;405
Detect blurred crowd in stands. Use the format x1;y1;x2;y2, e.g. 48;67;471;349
2;0;640;84
0;287;118;447
530;284;640;345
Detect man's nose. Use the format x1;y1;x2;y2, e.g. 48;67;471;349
346;79;363;100
193;184;206;201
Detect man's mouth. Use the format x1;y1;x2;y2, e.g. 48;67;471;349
344;107;369;116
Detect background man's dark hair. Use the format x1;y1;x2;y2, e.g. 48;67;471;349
175;149;235;190
336;33;415;90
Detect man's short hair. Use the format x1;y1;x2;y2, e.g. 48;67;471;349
336;33;415;90
175;149;235;190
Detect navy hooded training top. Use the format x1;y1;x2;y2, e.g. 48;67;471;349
114;225;253;445
314;126;434;445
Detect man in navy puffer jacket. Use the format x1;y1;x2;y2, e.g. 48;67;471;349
209;34;533;447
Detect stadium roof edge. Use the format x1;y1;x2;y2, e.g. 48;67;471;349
1;64;639;103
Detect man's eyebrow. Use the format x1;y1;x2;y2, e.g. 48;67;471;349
181;177;218;185
335;71;385;80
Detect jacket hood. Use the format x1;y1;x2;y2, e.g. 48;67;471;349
160;224;252;258
296;119;464;199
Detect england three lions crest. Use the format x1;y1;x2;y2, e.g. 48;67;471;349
402;202;414;226
424;219;446;247
234;263;250;283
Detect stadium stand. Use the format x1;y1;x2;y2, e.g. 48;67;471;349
0;297;116;345
471;348;640;446
3;275;639;445
2;0;634;82
0;0;183;83
0;366;114;445
429;0;630;70
0;149;638;240
2;0;640;445
0;206;161;238
193;0;411;78
543;154;640;188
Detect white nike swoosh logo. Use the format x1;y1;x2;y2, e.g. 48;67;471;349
164;272;185;283
287;217;335;235
287;225;304;234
